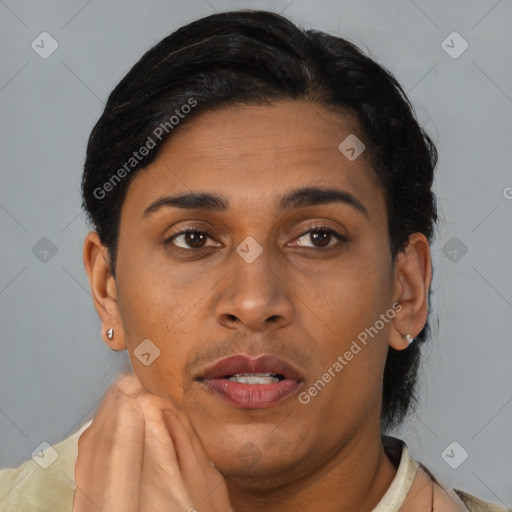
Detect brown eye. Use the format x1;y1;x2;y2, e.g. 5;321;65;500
310;230;331;247
291;226;347;249
182;231;207;248
165;229;216;250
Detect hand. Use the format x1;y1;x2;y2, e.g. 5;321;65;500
73;372;233;512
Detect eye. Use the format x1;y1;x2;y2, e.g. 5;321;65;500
290;225;348;249
164;229;219;251
163;224;348;254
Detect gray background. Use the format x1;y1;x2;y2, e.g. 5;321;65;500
1;0;511;507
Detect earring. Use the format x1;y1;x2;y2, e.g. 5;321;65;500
402;333;414;346
106;328;114;340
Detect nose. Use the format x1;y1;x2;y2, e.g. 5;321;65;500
214;241;295;333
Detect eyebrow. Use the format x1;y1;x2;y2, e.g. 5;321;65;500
142;186;369;218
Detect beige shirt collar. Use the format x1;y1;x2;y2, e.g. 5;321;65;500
373;436;473;511
371;435;419;511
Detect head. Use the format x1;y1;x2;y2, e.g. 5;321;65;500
82;9;436;482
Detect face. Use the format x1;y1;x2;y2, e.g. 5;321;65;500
87;100;429;486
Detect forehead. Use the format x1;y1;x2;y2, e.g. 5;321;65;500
122;100;383;218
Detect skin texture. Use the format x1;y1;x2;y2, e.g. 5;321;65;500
81;100;432;512
73;373;232;512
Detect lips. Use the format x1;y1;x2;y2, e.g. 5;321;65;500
197;354;303;409
199;354;303;381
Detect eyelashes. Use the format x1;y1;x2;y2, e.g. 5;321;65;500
163;224;348;254
290;225;348;249
165;228;219;251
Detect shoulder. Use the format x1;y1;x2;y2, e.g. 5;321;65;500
452;488;511;512
383;435;510;512
0;420;92;512
412;457;509;512
417;460;510;511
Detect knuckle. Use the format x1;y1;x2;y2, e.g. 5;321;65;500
136;395;166;421
114;372;144;397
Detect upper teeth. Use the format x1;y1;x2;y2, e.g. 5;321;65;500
228;373;280;384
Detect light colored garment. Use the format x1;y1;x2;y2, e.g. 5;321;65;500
0;420;92;512
378;435;510;511
0;421;508;511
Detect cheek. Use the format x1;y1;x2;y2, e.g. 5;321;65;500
307;251;391;339
114;265;196;401
299;248;393;406
116;251;196;333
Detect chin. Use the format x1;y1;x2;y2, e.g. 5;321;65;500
202;425;306;477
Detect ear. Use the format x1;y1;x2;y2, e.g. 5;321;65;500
389;232;433;351
83;231;127;351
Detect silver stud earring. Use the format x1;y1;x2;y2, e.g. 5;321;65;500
106;328;114;340
402;333;414;345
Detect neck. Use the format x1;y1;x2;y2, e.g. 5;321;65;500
226;424;399;512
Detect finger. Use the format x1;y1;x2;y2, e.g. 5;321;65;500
162;409;204;476
74;429;104;511
139;404;192;512
114;371;146;397
74;387;122;511
166;408;221;481
163;409;231;511
102;399;145;511
74;388;145;512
